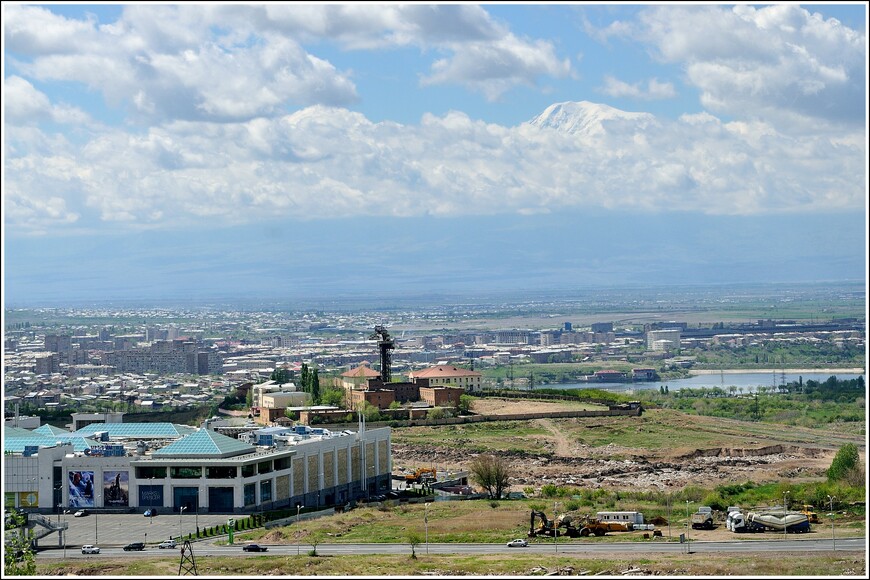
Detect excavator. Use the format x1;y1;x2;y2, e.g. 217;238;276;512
528;511;582;538
404;467;437;484
529;510;633;538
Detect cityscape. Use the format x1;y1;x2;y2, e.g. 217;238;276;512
3;2;867;578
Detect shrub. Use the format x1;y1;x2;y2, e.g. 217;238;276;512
828;443;860;481
541;484;558;498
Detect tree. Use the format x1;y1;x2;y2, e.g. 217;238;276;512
827;443;860;481
311;368;320;403
271;368;291;385
407;531;422;559
300;364;310;393
320;388;345;408
4;511;36;576
469;454;511;500
457;394;473;415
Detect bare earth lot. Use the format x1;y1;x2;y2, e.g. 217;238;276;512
394;399;861;497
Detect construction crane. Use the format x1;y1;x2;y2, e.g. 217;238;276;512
369;325;395;383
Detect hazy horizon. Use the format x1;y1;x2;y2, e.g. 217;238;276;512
3;3;867;309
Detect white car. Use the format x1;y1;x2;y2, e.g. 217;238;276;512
81;545;100;554
506;538;528;547
73;510;88;517
158;539;177;549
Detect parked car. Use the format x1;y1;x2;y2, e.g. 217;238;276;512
157;539;177;549
123;542;145;551
143;508;158;517
81;545;100;554
73;510;88;517
242;544;268;552
506;538;528;547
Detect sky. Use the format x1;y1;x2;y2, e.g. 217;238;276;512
2;2;868;307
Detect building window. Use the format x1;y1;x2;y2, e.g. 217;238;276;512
136;466;167;479
244;483;255;506
206;466;237;479
260;480;272;503
169;466;202;479
241;464;255;478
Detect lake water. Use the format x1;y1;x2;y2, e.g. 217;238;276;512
536;372;866;395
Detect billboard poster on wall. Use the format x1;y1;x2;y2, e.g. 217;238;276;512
103;471;129;507
68;470;95;508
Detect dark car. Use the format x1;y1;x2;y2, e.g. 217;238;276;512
123;542;145;551
242;544;268;552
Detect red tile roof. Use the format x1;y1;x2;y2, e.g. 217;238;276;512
410;366;481;378
341;365;381;378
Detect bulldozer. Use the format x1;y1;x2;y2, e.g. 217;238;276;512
800;504;820;524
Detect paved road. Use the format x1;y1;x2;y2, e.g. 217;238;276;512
36;516;865;560
36;512;243;550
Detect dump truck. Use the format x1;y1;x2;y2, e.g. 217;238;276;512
576;517;630;537
691;506;714;530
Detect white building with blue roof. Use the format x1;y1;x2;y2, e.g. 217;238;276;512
3;419;391;515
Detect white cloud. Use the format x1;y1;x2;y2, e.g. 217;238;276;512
599;4;865;128
4;103;863;234
600;75;676;100
3;76;91;126
423;34;572;100
5;4;572;120
5;4;359;123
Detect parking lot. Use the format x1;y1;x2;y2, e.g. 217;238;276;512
37;511;243;551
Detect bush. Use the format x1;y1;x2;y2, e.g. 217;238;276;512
541;484;558;498
564;500;581;511
828;443;860;481
702;492;726;512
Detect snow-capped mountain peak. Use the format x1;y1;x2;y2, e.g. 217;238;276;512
528;101;655;136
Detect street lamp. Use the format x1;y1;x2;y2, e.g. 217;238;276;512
827;495;836;551
296;504;304;556
666;494;671;540
783;491;790;538
95;493;101;545
149;477;154;523
180;505;187;540
685;500;690;553
59;506;66;558
553;501;559;554
424;502;430;555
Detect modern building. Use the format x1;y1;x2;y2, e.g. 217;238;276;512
646;329;682;352
3;419;391;514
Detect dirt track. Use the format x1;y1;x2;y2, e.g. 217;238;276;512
391;398;860;494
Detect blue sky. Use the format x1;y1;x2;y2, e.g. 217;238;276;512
3;2;868;306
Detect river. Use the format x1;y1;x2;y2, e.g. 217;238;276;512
535;370;866;395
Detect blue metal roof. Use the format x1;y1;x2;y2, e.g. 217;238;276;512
3;435;98;454
73;423;196;439
33;424;71;436
152;428;254;458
